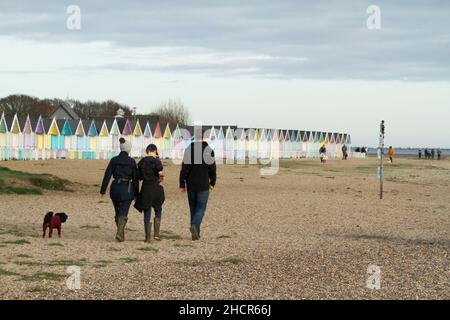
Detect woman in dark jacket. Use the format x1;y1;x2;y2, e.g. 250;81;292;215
135;144;165;242
100;138;138;242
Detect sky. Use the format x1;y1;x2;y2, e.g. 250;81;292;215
0;0;449;147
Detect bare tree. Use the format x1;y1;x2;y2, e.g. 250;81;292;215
152;99;191;126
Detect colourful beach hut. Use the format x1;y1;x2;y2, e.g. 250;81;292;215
172;123;184;161
74;119;87;159
142;121;154;151
225;126;235;161
0;113;9;160
215;126;225;161
131;119;143;158
162;123;173;159
271;129;280;159
153;122;163;152
110;118;121;153
258;129;268;159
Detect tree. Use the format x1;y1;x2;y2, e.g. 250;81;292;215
151;99;191;126
0;94;55;117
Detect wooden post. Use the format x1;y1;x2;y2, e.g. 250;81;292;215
379;120;385;200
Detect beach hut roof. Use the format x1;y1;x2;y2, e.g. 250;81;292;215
133;119;143;136
75;119;86;136
98;120;109;137
109;119;120;135
153;122;162;138
60;119;73;136
163;123;172;139
217;127;225;139
22;115;33;134
143;121;152;137
48;118;60;136
34;116;45;134
87;120;98;136
0;113;8;133
5;114;22;134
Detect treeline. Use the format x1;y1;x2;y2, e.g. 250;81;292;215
0;95;191;126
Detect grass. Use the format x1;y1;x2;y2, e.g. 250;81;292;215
21;272;66;282
137;246;158;252
47;243;64;247
2;239;30;245
0;268;20;276
93;260;113;268
160;230;182;240
16;254;32;258
26;287;49;293
119;257;138;263
14;261;41;266
218;257;245;265
174;243;193;248
0;166;71;194
0;227;24;237
47;259;87;266
80;224;100;229
216;235;231;239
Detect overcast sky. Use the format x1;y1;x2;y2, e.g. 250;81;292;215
0;0;449;147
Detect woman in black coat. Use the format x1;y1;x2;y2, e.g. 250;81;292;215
100;138;138;242
135;144;165;242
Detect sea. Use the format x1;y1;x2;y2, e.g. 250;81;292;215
366;148;450;157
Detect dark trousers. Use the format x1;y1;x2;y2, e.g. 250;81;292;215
112;200;132;222
187;189;209;233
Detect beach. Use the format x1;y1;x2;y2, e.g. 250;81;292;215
0;157;448;299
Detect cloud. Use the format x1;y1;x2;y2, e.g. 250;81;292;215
0;0;449;81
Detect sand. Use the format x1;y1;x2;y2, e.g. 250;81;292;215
0;157;448;299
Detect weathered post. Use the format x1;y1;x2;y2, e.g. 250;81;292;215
379;120;385;199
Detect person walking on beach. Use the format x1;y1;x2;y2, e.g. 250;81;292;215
388;146;395;163
100;138;138;242
431;149;435;160
341;144;348;160
319;145;327;163
437;149;442;160
418;149;422;159
179;129;216;241
134;144;165;242
424;148;429;160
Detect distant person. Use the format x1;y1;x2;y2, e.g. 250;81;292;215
418;149;422;159
424;148;429;160
341;144;348;160
134;144;165;242
319;145;327;163
388;146;395;163
179;129;216;241
437;149;442;160
100;138;138;242
431;149;435;160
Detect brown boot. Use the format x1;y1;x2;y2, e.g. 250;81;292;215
115;217;127;242
144;221;152;243
154;218;161;241
190;224;199;241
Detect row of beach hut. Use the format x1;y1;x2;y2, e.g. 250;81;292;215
0;113;352;161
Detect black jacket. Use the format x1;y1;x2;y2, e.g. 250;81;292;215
179;141;216;192
100;151;139;202
134;156;165;212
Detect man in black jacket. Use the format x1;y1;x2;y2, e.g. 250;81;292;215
179;130;216;241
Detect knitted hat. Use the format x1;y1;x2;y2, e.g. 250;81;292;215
119;138;132;153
